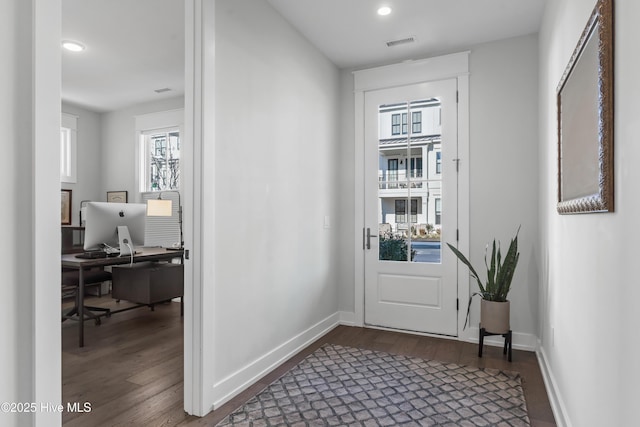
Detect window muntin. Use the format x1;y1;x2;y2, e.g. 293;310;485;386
409;157;422;178
391;114;401;135
389;109;423;136
141;129;180;192
395;198;418;224
412;111;422;134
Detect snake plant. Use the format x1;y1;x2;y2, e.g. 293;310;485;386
447;227;520;328
447;227;520;329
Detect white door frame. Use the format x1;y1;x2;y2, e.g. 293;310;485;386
34;1;63;425
32;0;208;423
183;0;212;416
353;52;472;340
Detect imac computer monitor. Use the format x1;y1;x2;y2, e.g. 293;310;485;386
83;202;146;253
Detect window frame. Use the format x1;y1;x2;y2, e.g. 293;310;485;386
435;197;442;225
140;128;181;193
60;113;78;183
412;111;422;134
391;113;401;135
135;109;184;196
395;198;419;224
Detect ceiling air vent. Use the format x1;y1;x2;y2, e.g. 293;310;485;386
386;37;415;48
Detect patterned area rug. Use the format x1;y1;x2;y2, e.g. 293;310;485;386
216;344;530;426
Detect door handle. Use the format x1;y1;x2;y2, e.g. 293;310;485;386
366;227;378;250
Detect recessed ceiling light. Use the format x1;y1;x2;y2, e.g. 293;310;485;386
377;6;392;16
62;41;85;52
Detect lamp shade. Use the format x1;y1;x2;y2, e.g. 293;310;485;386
146;199;173;217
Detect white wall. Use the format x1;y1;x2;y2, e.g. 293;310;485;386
61;103;103;225
337;35;540;344
538;1;639;425
467;34;540;342
1;0;61;426
0;3;34;425
208;0;341;406
100;96;184;201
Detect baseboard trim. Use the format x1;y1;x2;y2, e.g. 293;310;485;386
465;326;537;351
536;343;571;427
210;312;340;409
338;310;356;326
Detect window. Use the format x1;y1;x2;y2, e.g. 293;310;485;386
410;157;422;178
412;111;422;134
436;151;442;174
141;129;180;192
395;200;406;223
391;111;419;135
136;108;184;194
395;199;418;223
60;113;77;183
435;198;442;225
391;114;401;135
388;158;398;188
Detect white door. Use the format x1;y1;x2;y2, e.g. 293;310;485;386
364;79;458;336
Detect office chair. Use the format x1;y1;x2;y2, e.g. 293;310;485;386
62;219;112;325
61;269;112;325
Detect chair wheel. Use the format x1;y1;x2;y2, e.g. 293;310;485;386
95;318;101;326
106;311;111;318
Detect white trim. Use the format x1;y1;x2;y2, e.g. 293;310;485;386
211;313;340;409
134;108;184;132
182;0;206;416
353;90;365;327
34;0;62;425
353;52;470;338
537;344;571;427
456;74;471;341
184;0;218;416
134;109;184;194
339;311;357;326
353;52;470;92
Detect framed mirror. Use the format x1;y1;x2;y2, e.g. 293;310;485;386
557;0;614;214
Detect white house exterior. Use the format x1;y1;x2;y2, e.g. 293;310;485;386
377;99;442;238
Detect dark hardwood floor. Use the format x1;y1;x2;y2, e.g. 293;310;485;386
62;295;556;426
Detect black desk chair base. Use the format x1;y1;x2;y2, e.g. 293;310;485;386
62;304;110;325
61;270;112;326
478;327;512;362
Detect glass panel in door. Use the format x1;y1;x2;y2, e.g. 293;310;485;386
377;99;442;264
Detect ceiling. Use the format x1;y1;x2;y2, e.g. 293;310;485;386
62;0;547;113
62;0;185;113
267;0;548;69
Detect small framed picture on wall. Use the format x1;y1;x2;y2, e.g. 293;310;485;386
107;191;128;203
61;189;72;225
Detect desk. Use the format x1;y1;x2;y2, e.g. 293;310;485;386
62;247;184;347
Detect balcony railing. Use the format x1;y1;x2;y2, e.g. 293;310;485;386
378;170;423;189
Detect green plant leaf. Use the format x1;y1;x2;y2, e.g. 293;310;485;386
446;243;486;295
447;226;521;307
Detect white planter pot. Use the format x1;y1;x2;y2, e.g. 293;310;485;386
480;299;510;334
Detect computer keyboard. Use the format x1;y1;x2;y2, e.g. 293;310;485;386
75;251;107;259
75;251;121;259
